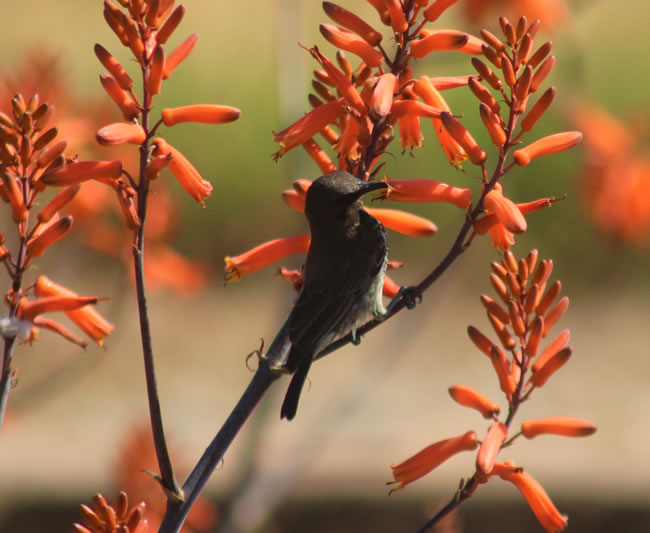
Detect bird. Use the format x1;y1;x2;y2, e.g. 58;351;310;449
279;171;390;420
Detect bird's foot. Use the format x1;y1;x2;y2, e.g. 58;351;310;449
386;285;422;314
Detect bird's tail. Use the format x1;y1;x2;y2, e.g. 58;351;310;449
280;356;313;420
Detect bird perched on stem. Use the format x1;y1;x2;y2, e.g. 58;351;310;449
279;171;391;420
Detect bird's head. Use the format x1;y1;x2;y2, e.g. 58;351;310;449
304;171;386;225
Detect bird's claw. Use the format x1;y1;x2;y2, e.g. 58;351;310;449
387;285;422;313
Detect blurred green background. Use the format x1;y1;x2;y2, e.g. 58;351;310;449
0;1;649;532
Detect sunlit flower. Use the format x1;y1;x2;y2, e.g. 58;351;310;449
381;178;472;209
440;112;486;165
96;122;146;146
161;105;241;127
163;33;199;80
322;2;383;46
151;138;213;204
34;275;114;345
26;215;73;257
476;421;507;474
224;233;311;283
273;98;346;158
41;160;123;186
411;30;469;58
389;431;478;492
513;132;582;166
448;384;500;418
319;24;383;67
484;183;527;234
521;417;597;439
365;207;437;237
498;464;568;532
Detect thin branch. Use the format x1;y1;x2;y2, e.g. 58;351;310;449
132;71;181;499
414;475;478;533
0;336;15;430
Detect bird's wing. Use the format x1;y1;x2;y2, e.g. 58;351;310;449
286;213;386;371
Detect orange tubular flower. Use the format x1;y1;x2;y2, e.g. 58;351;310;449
1;174;28;223
319;24;383;68
440;112;486;165
484;184;527;234
429;75;472;90
94;44;133;90
310;47;367;115
322;2;382;46
224;233;311;283
475;196;555;235
382;178;472;209
365;207;437;237
144;153;171;180
529;346;572;387
384;0;408;33
273;98;346;158
521;417;597;439
498;467;568;532
542;296;569;336
33;316;88;348
411;30;469;59
389;431;478;493
26;216;73;258
35;138;66;169
449;384;500;418
521;87;556;132
99;74;140;121
96;123;147;146
490;345;517;395
476;421;507;474
155;4;185;40
480;104;506;147
161;105;241;126
302;139;337;174
397;114;423;152
467;325;495;357
18;295;99;320
278;267;304;292
382;274;400;298
146;45;165;95
37;184;81;223
152;138;213;204
163;33;199;80
34;276;114;345
412;76;468;167
423;0;461;22
41;160;123;186
513;132;583;166
370;73;397;118
532;329;570;372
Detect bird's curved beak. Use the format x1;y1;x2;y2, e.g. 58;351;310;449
354;180;387;199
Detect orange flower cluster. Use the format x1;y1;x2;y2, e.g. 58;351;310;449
230;1;499;287
433;15;580;250
274;1;483;172
573;103;650;246
97;0;240;211
74;492;148;533
389;249;596;532
0;93;114;347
